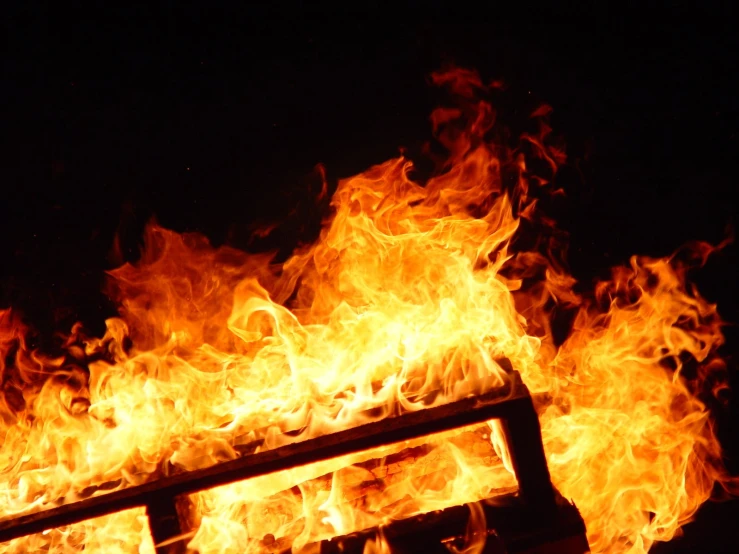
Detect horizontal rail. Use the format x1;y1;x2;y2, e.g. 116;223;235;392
0;374;537;544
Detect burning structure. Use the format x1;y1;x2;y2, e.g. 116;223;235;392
0;68;734;553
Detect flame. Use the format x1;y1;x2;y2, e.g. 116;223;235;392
0;68;733;553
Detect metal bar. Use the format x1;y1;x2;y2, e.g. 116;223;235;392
0;374;529;544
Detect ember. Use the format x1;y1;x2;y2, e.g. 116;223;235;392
0;67;733;554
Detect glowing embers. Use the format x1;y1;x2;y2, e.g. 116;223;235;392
0;368;587;553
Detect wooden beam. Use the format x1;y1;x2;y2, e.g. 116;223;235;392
146;495;186;554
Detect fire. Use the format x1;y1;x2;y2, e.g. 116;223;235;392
0;67;733;553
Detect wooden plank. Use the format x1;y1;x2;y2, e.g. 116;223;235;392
499;395;556;511
146;495;186;554
0;374;529;544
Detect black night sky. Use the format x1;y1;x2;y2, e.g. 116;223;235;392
3;3;738;552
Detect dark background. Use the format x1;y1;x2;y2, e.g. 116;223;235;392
2;2;738;552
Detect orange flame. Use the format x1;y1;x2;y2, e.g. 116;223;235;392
0;67;733;553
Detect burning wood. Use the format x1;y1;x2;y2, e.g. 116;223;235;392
0;366;589;554
249;428;517;552
0;376;552;548
294;491;589;554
